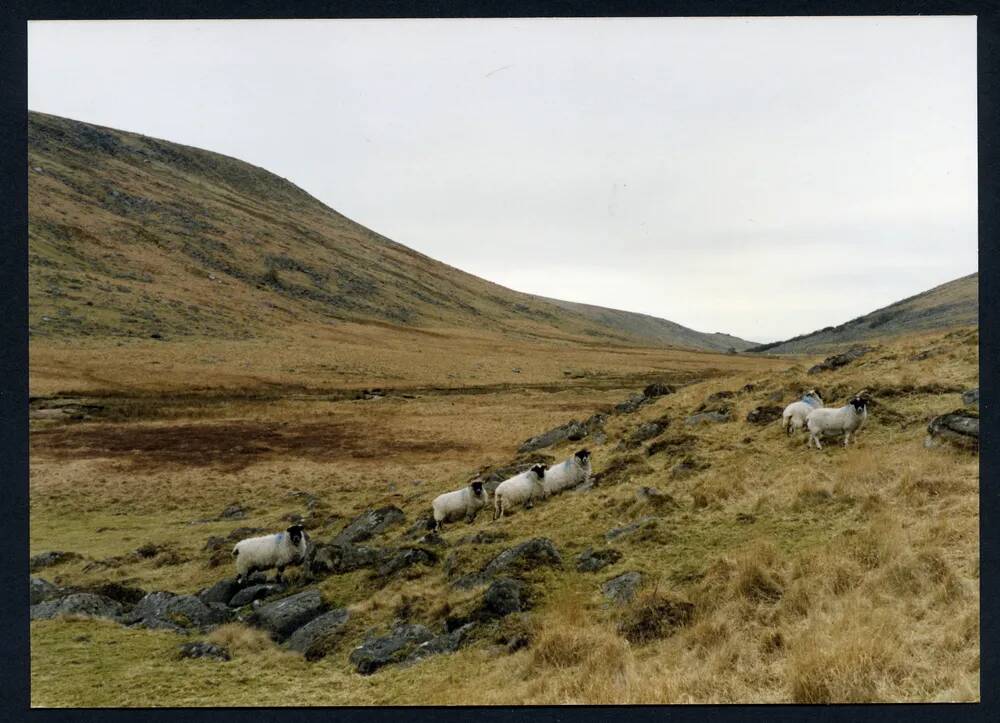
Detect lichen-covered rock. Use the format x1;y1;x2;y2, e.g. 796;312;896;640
30;550;81;573
620;420;668;449
746;405;783;425
309;543;386;575
807;345;873;374
962;388;979;407
643;382;676;398
576;548;622;573
602;571;643;604
670;457;709;479
517;420;588;454
198;578;241;606
606;517;659;542
124;591;232;632
178;641;231;661
251;589;327;640
685;409;731;425
228;583;286;608
81;581;146;606
334;506;405;545
349;624;436;675
482;538;562;577
31;593;123;621
30;577;62;605
925;410;979;450
479;578;529;618
375;547;439;578
286;608;350;660
614;393;649;415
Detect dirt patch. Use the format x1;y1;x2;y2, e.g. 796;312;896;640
31;419;473;471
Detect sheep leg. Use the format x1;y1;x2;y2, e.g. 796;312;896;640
843;431;851;448
810;434;822;449
275;565;285;583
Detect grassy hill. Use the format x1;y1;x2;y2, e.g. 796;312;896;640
28;111;752;352
748;274;978;354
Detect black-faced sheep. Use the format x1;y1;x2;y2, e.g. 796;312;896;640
232;524;309;584
782;390;823;434
430;480;489;530
492;464;547;520
541;449;591;496
806;394;869;449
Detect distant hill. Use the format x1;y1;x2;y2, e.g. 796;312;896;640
748;273;978;354
27;111;753;351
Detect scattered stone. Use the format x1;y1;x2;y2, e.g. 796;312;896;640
309;542;385;575
646;434;697;457
408;623;476;662
124;592;232;632
925;410;979;450
334;506;405;545
614;393;649;415
685;409;731;425
962;388;979;407
82;581;146;606
218;504;247;520
31;593;124;622
480;578;529;619
457;530;509;546
517;420;588;454
602;571;643;604
670;457;709;480
178;641;231;661
576;548;622;573
621;420;668;449
707;390;735;402
606;517;658;542
482;538;562;577
30;551;81;573
203;536;227;552
349;624;436;675
228;584;285;608
376;547;439;578
30;577;62;605
403;512;436;540
252;589;327;640
807;345;873;374
643;382;676;398
198;579;241;606
746;405;783;425
287;608;350;660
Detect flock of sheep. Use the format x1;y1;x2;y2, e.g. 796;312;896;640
229;391;871;584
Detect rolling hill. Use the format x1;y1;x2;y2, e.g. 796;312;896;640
27;111;753;352
748;273;978;354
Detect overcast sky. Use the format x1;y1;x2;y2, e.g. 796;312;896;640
28;17;977;342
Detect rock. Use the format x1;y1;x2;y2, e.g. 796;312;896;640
334;506;405;544
602;571;643;604
203;536;227;552
962;388;979;407
30;577;62;605
621;420;668;449
480;578;529;618
408;623;476;662
576;548;622;573
403;512;436;540
685;410;731;425
482;538;562;577
287;608;350;660
741;383;757;393
252;589;327;640
925;410;979;450
375;547;439;578
31;593;124;621
670;457;709;480
30;551;81;573
228;583;286;608
225;526;265;541
707;390;735;402
198;578;241;606
415;531;447;548
807;345;873;374
517;420;588;454
646;434;697;457
309;543;385;575
218;504;246;520
614;393;649;415
349;623;436;675
81;581;146;606
643;382;676;398
178;641;231;661
124;591;232;632
746;405;784;425
606;517;658;542
457;530;509;546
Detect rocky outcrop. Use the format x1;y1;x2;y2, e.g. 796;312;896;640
925;410;979;450
333;506;405;545
746;405;783;425
287;608;350;660
31;592;123;621
602;571;643;604
807;345;873;374
251;589;327;640
576;548;622;573
123;591;232;632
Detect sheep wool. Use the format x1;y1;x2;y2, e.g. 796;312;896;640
232;524;309;584
541;449;592;496
806;396;868;449
493;464;547;520
782;390;824;434
431;481;490;529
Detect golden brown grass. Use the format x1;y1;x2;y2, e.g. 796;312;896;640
30;326;979;705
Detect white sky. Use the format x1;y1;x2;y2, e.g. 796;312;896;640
28;17;977;342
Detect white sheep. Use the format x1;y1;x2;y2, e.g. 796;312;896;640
492;464;547;520
805;395;869;449
232;524;309;584
431;480;489;530
541;449;591;496
782;390;824;435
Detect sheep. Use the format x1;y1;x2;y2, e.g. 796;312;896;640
430;480;490;530
492;464;547;520
232;524;309;585
541;449;592;496
805;394;869;449
782;389;824;435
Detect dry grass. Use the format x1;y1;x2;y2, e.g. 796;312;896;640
29;326;979;705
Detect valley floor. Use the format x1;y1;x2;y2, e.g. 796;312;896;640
29;327;979;705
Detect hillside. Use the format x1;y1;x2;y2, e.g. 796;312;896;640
749;273;978;354
27;111;751;352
